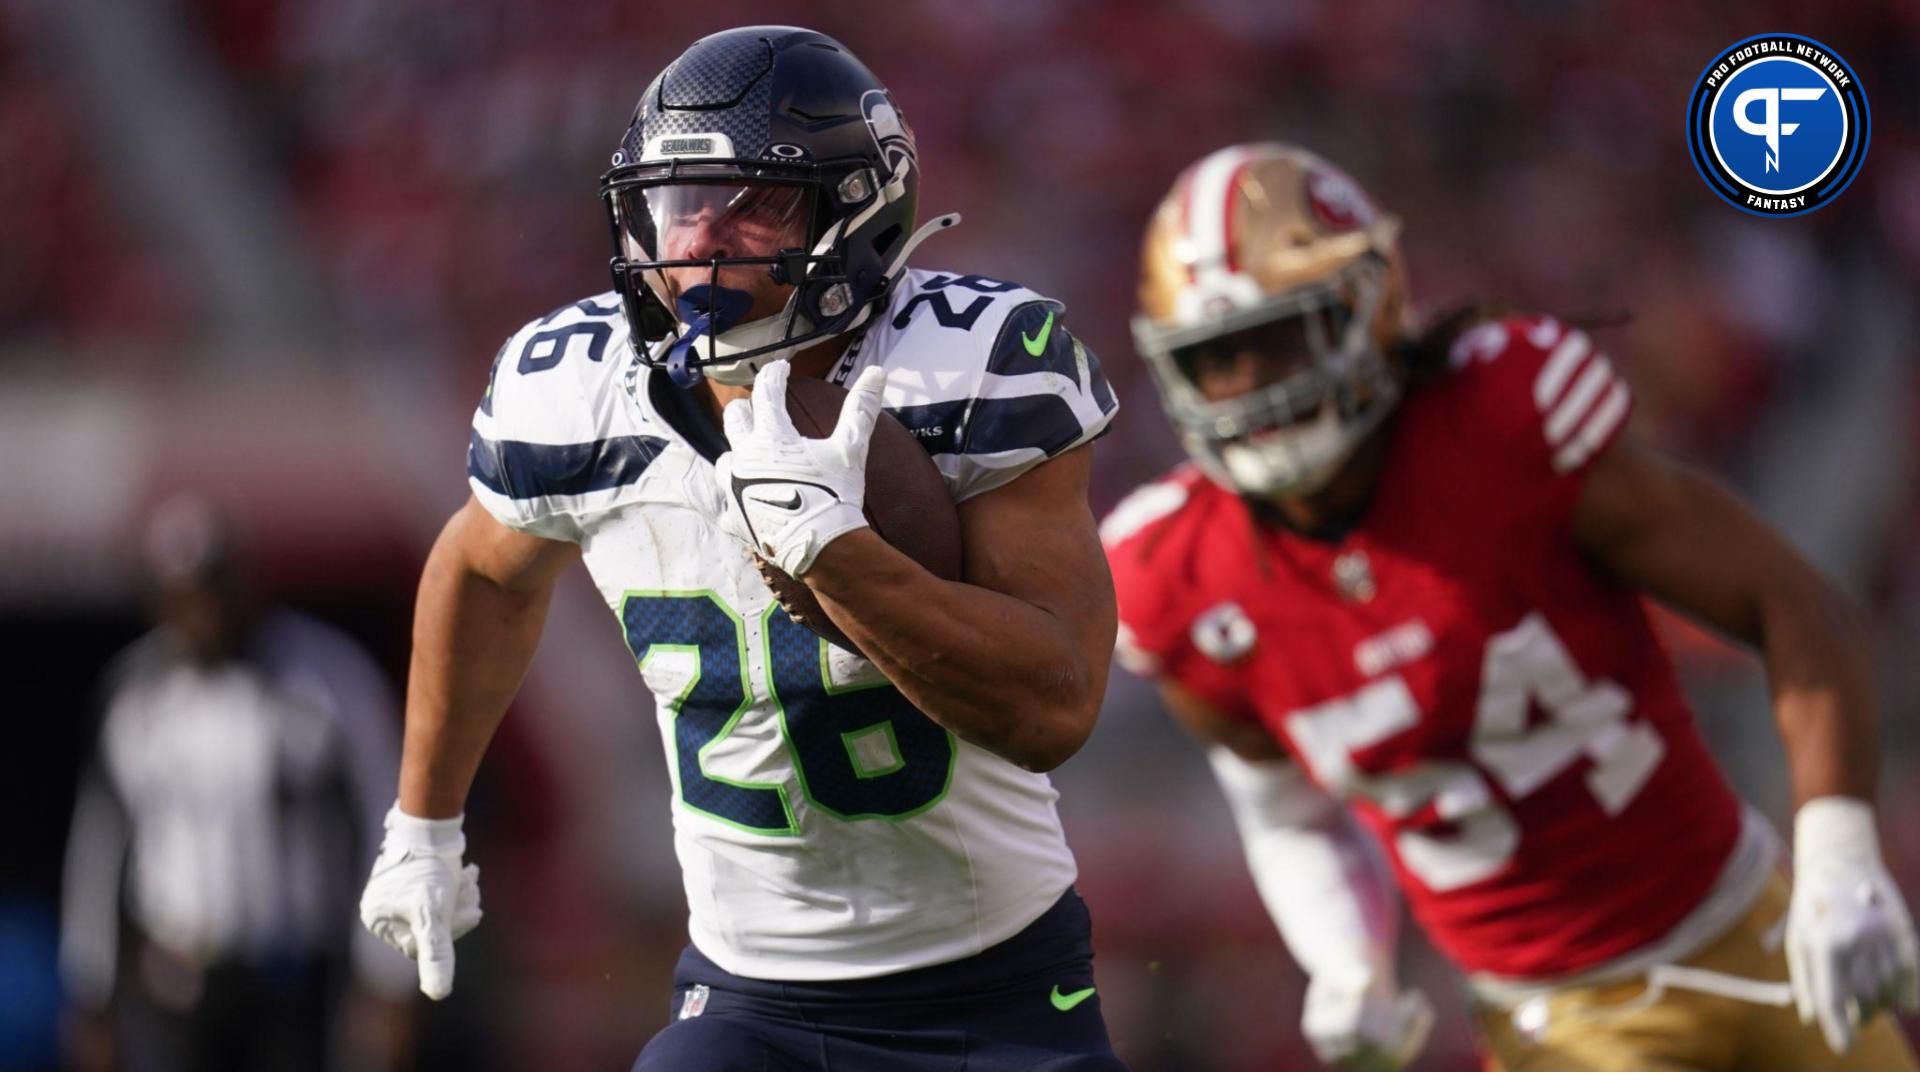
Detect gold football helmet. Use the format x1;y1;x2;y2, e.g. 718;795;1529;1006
1134;143;1408;497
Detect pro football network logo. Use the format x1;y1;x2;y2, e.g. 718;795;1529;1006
1686;34;1869;217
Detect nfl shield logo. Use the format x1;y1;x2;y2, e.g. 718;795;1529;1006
1333;549;1377;602
678;984;711;1019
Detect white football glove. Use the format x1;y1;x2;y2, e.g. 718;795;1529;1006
712;359;883;577
359;804;482;1001
1786;796;1920;1054
1302;973;1435;1070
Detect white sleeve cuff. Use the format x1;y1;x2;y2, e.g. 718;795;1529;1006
1208;746;1399;985
384;803;466;853
1794;795;1880;871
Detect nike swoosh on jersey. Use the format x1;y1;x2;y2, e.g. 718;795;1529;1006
749;492;804;511
1022;311;1056;356
1050;984;1097;1011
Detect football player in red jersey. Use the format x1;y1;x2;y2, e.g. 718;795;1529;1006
1104;143;1918;1070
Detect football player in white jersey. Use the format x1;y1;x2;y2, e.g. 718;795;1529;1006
357;26;1125;1070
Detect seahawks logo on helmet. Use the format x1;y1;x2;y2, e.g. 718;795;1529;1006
862;90;916;178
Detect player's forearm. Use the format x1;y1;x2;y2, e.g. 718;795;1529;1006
1758;572;1879;806
1207;747;1400;982
803;529;1105;771
398;539;555;818
1576;446;1880;807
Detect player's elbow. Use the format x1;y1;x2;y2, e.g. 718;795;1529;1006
1010;688;1101;773
1757;554;1871;658
940;628;1105;772
1009;725;1089;774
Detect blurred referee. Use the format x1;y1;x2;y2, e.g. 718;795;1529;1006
58;495;412;1068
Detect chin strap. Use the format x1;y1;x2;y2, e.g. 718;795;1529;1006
665;313;715;388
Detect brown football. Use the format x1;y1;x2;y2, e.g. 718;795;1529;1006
755;374;964;654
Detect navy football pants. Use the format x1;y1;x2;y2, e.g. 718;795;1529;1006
633;889;1126;1071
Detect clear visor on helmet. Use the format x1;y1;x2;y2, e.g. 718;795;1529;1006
611;177;813;315
614;180;810;264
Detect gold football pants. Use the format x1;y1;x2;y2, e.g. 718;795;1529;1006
1477;875;1915;1070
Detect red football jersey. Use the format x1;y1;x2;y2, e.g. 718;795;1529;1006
1105;315;1743;979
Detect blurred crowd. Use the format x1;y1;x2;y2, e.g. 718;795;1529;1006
3;0;1917;1069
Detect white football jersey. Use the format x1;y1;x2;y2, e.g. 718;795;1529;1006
466;270;1118;980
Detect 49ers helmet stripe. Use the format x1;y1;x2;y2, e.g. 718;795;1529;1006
1183;146;1257;283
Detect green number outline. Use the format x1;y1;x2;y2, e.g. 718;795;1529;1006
761;607;957;824
820;639;934;785
840;721;907;779
622;589;798;836
820;643;891;695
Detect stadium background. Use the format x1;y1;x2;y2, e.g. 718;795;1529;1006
4;0;1918;1068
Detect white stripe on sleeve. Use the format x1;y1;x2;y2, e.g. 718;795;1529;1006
1545;355;1617;447
1531;330;1591;409
1552;381;1631;473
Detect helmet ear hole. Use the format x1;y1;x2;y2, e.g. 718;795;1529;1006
872;224;902;260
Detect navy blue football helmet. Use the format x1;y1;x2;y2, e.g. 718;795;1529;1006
601;27;954;386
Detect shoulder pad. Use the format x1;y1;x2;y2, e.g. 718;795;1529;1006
1447;314;1632;477
467;294;669;540
477;294;628;440
866;269;1120;501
